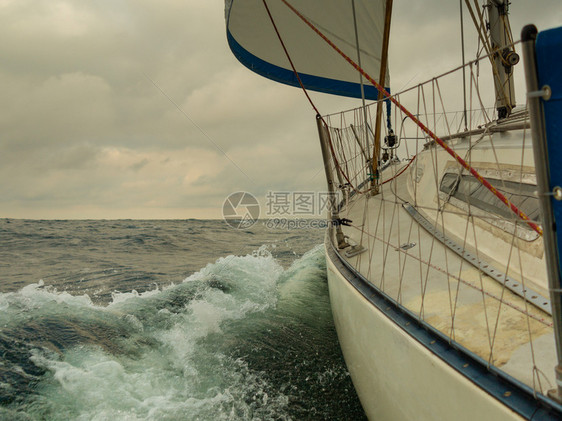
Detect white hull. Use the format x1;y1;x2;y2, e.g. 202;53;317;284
326;246;525;421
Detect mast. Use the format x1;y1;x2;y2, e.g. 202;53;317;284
371;0;393;194
486;0;519;118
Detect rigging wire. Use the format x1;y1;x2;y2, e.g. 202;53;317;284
351;0;372;157
278;0;542;236
260;0;371;195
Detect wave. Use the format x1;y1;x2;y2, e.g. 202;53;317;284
0;245;363;420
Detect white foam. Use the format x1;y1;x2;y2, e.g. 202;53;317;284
15;246;302;419
0;280;95;319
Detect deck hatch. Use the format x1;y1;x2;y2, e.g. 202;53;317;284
439;172;540;236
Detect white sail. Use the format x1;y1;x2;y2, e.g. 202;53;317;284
225;0;389;99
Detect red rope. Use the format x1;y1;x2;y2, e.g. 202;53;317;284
381;156;416;186
279;0;542;236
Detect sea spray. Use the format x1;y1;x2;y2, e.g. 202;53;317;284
1;220;366;419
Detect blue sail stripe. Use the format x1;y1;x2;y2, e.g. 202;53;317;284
227;30;386;100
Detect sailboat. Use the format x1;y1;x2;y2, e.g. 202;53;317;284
225;1;562;419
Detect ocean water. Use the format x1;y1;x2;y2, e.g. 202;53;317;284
0;219;366;420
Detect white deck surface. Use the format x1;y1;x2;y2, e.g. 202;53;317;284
335;159;556;392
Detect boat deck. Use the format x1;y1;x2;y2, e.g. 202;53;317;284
335;159;556;393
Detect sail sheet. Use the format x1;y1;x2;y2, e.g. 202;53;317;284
225;0;389;100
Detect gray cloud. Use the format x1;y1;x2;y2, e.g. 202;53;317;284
1;0;560;218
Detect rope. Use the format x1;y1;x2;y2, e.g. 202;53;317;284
380;156;416;186
261;0;371;195
260;0;320;116
279;0;542;236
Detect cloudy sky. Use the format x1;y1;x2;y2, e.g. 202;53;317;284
1;0;561;219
